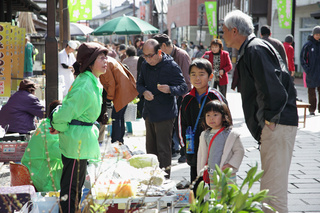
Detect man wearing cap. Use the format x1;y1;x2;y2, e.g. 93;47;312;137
260;25;288;66
153;34;191;163
24;36;34;78
300;26;320;115
0;79;45;134
137;39;188;178
58;40;77;99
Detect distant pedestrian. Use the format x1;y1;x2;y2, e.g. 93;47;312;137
123;46;139;80
223;10;298;213
137;39;188;178
24;36;34;78
283;34;295;77
260;25;288;66
300;26;320;115
202;39;232;97
118;44;127;62
134;37;144;56
58;40;77;99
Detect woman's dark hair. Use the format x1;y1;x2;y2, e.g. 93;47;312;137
48;100;62;116
210;39;223;50
126;46;137;57
189;58;212;76
134;38;141;48
202;100;232;130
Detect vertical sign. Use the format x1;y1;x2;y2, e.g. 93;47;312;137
277;0;292;29
205;1;217;36
11;26;19;78
18;28;26;79
68;0;92;22
0;23;12;98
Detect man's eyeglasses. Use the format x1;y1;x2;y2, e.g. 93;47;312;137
142;53;156;59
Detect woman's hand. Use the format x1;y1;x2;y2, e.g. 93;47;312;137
49;127;59;134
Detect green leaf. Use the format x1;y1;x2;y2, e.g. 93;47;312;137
196;180;205;199
202;201;209;213
253;170;264;183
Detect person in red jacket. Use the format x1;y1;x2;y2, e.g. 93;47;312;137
202;39;232;97
283;34;295;77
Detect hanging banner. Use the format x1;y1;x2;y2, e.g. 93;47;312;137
277;0;292;29
0;23;12;98
205;1;217;36
68;0;92;22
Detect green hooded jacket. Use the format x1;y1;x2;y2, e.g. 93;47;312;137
22;118;62;192
52;71;102;160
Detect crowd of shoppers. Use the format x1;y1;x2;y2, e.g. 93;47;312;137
3;12;320;213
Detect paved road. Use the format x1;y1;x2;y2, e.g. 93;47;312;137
1;78;319;212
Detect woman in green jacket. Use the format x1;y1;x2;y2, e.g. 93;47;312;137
50;42;108;213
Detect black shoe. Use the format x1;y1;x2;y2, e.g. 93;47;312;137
178;155;187;163
172;152;179;158
310;112;315;116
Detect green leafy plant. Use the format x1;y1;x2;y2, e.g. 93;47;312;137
180;163;275;213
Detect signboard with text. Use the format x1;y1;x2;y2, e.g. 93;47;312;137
277;0;292;29
0;23;12;98
205;1;217;36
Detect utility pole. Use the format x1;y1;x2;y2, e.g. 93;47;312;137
133;0;136;17
291;0;296;38
45;0;58;115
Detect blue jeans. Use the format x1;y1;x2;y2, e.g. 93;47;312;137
111;105;127;143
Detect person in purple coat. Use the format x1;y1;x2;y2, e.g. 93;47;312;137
0;79;45;134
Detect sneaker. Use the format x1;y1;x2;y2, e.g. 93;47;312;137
178;155;187;163
310;112;315;116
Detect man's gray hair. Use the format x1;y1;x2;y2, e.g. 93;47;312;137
224;10;254;36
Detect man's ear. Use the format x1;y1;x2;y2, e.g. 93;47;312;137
158;49;162;56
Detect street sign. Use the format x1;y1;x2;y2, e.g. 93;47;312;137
197;17;206;26
198;3;205;13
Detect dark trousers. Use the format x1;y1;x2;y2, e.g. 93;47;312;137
145;117;174;178
111;105;127;143
190;165;203;196
213;81;227;98
308;87;320;113
60;155;87;213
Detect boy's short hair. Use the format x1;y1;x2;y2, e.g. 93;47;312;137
189;58;212;76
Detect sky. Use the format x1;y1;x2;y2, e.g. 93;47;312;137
92;0;141;17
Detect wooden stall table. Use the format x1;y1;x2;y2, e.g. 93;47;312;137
296;101;311;128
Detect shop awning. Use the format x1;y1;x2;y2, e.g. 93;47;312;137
3;0;41;13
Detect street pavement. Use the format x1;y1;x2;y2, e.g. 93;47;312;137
0;77;319;212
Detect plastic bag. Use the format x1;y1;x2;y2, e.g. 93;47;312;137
15;201;39;213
